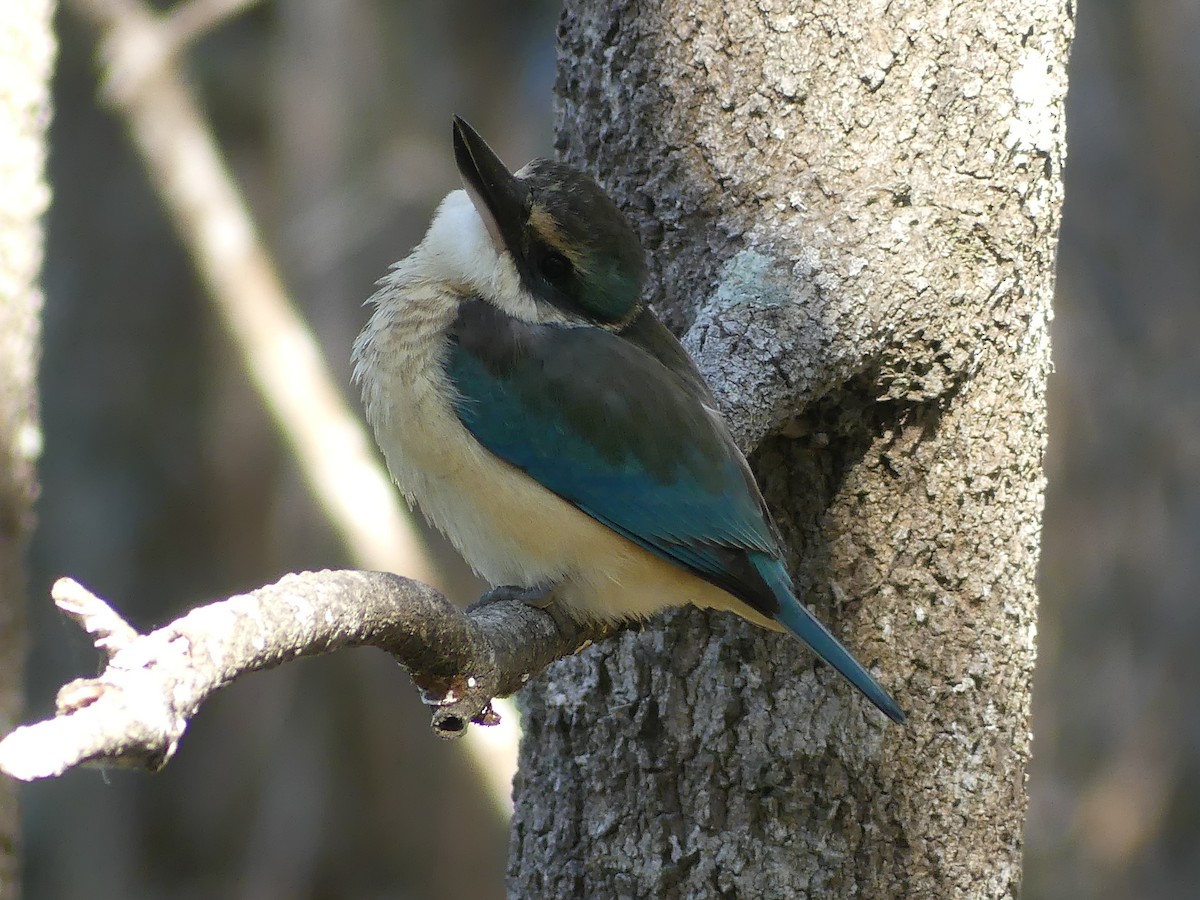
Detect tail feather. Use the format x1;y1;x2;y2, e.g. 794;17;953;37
753;556;906;724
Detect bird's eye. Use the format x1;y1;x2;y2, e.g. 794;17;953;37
540;251;572;284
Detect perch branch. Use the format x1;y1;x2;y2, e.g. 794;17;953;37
0;573;617;782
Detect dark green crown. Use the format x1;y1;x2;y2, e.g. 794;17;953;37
517;159;647;324
453;117;646;325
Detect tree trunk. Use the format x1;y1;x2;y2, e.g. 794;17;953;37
509;1;1070;896
0;1;54;897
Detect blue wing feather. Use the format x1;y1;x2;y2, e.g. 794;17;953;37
447;304;779;605
449;345;773;579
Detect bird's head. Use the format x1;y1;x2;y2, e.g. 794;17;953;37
443;116;646;327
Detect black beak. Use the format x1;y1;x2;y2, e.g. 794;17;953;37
452;116;529;256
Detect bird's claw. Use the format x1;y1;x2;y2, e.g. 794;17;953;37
471;584;554;608
469;584;582;636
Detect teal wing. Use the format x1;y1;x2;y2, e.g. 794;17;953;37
446;300;783;618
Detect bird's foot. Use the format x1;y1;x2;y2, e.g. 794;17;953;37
468;584;581;635
470;583;555;609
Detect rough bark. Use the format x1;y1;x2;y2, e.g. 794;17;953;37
0;1;54;896
509;1;1069;897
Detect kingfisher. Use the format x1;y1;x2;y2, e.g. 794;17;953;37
352;117;905;724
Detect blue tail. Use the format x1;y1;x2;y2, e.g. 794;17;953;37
752;555;906;724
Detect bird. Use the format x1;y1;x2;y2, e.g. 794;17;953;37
352;116;905;724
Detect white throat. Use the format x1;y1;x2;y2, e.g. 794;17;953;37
385;189;574;326
415;190;526;304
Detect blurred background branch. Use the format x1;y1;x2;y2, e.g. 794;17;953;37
0;1;55;896
72;0;433;582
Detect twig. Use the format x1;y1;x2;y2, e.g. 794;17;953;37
0;575;615;782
